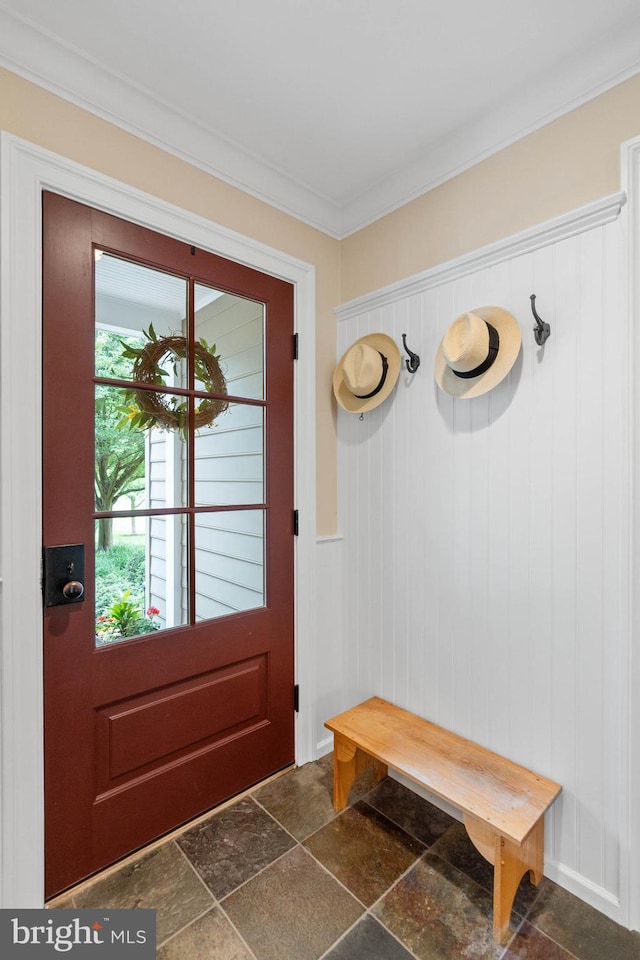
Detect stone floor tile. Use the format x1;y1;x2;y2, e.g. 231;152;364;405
223;845;363;960
527;882;640;960
364;777;456;846
176;796;296;900
430;821;545;916
254;753;382;840
73;841;212;944
324;915;416;959
503;921;583;959
373;853;512;960
303;800;424;907
58;755;639;960
253;753;337;840
157;906;254;960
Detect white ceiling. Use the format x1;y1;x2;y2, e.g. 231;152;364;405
1;0;639;237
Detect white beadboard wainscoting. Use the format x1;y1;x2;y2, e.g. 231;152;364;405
314;535;345;756
332;194;633;925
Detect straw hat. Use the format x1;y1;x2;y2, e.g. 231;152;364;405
435;306;521;399
333;333;401;413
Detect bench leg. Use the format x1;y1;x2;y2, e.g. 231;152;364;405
333;733;357;810
332;733;387;811
464;815;544;944
494;820;544;943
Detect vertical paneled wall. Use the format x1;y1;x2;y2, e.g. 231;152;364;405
335;213;629;919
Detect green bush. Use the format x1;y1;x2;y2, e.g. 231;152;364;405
95;539;146;617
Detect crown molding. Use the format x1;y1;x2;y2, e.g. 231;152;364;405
0;6;639;240
0;8;345;237
335;191;627;321
340;34;640;236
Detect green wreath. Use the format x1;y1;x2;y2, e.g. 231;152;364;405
117;325;229;434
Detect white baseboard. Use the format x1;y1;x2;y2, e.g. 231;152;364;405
316;735;333;758
544;859;622;926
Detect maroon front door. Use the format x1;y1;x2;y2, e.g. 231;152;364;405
42;192;295;898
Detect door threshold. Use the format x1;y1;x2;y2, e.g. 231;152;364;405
46;763;296;908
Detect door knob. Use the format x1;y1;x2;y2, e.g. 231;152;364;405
62;580;85;600
43;544;86;606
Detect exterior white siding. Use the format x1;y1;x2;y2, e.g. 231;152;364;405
147;293;265;625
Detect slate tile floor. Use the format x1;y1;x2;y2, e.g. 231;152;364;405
52;754;640;960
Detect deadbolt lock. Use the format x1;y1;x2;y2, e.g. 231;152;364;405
43;544;86;607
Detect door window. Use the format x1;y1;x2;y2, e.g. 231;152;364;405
94;252;267;646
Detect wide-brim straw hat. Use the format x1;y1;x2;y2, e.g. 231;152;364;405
435;306;521;399
333;333;401;413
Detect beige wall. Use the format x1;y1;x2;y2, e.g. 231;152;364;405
0;67;341;534
2;67;640;535
341;72;640;302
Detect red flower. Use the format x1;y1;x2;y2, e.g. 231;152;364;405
147;606;160;616
97;616;106;622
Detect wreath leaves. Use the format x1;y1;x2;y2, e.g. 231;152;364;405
117;330;228;435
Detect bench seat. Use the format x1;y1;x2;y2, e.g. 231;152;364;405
324;697;561;943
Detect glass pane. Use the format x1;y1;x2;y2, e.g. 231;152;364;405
95;514;189;646
148;420;188;509
95;384;146;516
194;403;264;506
195;283;264;400
195;510;265;621
95;386;188;511
95;252;188;387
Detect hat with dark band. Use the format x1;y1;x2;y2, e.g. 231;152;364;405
333;333;401;413
435;306;521;399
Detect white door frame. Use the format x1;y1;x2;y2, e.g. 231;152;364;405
623;133;640;933
0;133;317;908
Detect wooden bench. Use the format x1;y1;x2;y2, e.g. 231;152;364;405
324;697;561;943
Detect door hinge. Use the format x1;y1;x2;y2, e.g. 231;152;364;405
293;509;299;536
293;332;298;360
293;684;300;713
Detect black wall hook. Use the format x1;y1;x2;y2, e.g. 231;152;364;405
401;334;421;373
530;294;551;346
